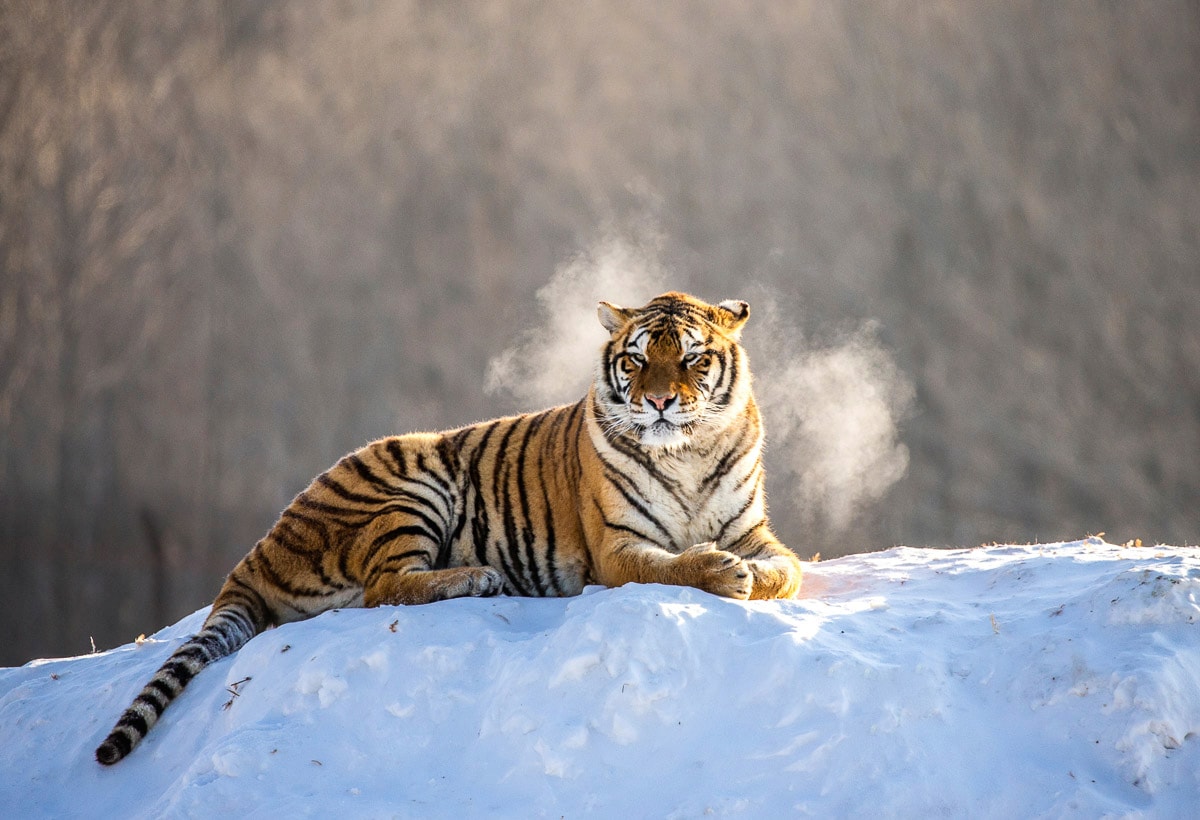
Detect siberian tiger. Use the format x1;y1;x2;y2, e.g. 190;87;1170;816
95;291;803;765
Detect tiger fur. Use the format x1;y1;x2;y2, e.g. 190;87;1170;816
95;291;803;765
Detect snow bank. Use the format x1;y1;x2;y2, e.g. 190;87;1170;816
2;539;1197;817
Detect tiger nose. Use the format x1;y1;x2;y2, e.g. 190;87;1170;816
645;393;676;412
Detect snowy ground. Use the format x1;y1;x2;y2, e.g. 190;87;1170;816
1;538;1198;818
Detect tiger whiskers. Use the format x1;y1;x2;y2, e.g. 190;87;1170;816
592;408;637;439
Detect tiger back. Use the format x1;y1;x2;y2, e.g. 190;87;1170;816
95;291;802;765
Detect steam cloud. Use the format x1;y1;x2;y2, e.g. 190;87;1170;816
749;296;914;533
484;234;670;406
486;240;913;534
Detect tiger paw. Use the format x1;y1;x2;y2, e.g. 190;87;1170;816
371;565;506;606
675;542;753;600
457;566;506;598
424;565;506;602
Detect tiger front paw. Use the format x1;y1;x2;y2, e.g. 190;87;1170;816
458;566;506;598
675;542;753;600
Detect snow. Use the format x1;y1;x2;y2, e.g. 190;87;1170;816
2;539;1198;818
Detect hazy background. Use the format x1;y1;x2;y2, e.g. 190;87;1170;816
2;0;1197;665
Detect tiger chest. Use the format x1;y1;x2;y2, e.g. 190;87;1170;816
628;464;749;551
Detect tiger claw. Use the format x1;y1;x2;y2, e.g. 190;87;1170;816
675;543;753;599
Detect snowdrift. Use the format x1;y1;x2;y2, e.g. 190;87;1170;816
2;539;1198;817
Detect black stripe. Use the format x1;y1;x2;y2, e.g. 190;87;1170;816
515;412;548;596
538;415;563;595
267;529;343;590
715;491;761;543
645;301;708;325
174;644;210;664
149;676;179;700
393;485;453;530
136;687;168;712
602;339;627;405
213;597;258;639
346;454;397;494
269;520;344;589
116;709;149;736
294;493;367;527
192;631;225;657
280;508;335;552
598;461;647;508
492;420;529;594
387;469;454;526
385;548;432;565
201;621;245;656
415;452;454;497
369;523;438;554
498;460;529;596
333;519;356;587
318;473;382;505
164;647;202;673
384;439;409;477
728;525;772;559
600;468;675;543
722;517;769;553
589;400;617;440
698;425;755;495
160;659;196;688
596;499;666;548
468;421;503;566
225;575;273;629
434;438;461;484
542;400;569;444
224;606;258;639
446;427;472;454
728;460;762;497
251;549;332;598
369;501;445;542
715;348;739;408
365;548;432;588
703;348;727;404
445;497;468;568
605;434;689;507
380;442;458;520
433;439;466;564
101;731;132;760
566;400;585;484
272;520;312;554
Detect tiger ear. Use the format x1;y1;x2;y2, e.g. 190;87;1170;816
598;301;636;335
713;299;750;337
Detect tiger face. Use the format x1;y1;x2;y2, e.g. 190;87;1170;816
596;291;753;448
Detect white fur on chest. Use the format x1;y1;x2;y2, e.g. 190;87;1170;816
619;442;761;551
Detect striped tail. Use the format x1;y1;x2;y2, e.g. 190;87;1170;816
95;603;263;765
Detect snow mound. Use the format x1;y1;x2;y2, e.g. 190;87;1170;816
2;540;1198;817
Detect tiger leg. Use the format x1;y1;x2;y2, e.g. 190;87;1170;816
593;539;754;600
365;563;505;607
724;522;803;600
358;516;504;606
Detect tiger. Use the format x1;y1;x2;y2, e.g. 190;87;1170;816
95;290;803;765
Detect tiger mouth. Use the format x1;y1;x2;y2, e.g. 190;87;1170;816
637;418;694;438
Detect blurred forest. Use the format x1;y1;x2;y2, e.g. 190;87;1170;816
2;1;1198;665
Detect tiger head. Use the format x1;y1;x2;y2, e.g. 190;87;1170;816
594;291;753;449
